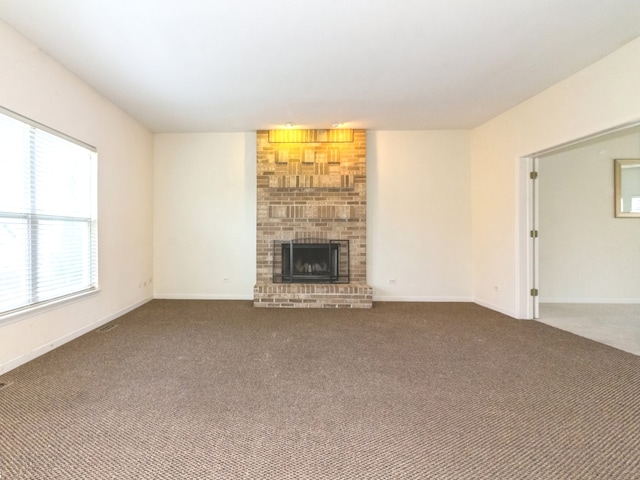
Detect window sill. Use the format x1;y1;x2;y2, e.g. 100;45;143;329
0;289;100;327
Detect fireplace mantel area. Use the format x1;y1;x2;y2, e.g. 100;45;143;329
253;129;373;308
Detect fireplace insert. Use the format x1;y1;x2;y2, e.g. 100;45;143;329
273;239;349;284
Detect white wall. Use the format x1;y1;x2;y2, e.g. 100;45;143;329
153;130;472;303
0;21;154;373
367;131;472;301
153;133;256;299
539;128;640;302
471;36;640;318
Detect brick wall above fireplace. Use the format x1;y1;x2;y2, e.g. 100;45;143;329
254;129;372;308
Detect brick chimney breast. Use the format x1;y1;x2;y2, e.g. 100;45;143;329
254;129;372;308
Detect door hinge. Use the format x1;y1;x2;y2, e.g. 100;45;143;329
530;230;539;238
530;171;538;180
530;288;539;297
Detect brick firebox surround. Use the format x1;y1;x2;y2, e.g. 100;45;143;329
253;129;373;308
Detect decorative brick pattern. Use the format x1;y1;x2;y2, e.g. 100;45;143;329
254;129;372;308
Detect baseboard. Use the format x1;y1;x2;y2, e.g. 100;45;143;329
373;295;472;303
154;293;254;300
540;298;640;304
0;297;152;375
472;298;519;319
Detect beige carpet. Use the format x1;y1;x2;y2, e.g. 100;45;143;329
1;300;639;479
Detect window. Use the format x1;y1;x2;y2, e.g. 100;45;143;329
0;108;97;317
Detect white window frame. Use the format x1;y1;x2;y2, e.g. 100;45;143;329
0;107;98;320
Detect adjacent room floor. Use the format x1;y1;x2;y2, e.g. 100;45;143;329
537;303;640;356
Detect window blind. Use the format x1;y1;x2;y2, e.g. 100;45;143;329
0;108;97;316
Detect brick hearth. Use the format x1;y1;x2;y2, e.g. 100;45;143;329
254;129;372;308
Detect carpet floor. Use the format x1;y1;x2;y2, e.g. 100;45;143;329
1;300;639;479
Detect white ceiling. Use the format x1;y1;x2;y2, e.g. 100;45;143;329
1;0;640;133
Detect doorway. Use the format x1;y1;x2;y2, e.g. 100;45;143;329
523;123;640;354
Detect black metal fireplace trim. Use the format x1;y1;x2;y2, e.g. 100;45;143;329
272;238;349;284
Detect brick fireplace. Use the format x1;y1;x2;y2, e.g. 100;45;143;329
253;129;373;308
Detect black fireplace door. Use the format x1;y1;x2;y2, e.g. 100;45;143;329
282;243;339;283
